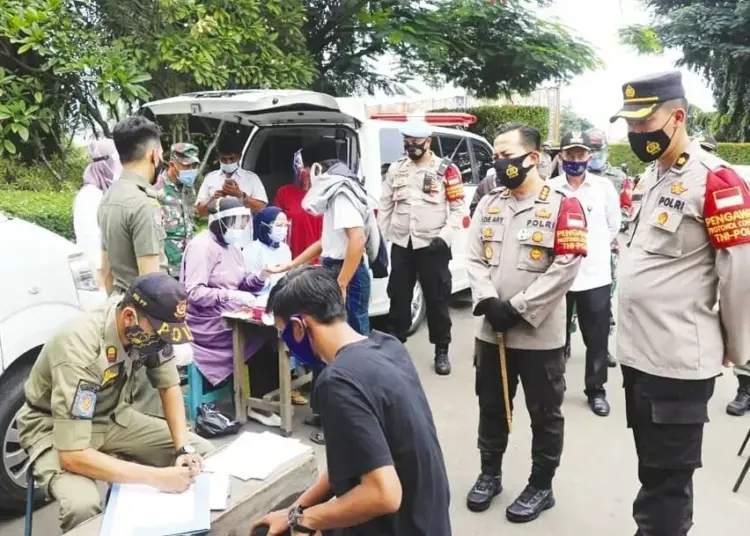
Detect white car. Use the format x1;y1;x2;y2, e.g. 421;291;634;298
0;211;105;512
144;90;495;334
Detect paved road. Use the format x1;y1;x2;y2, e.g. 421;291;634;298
2;292;750;535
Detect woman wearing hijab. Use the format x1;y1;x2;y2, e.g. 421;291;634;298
181;196;281;426
73;138;122;274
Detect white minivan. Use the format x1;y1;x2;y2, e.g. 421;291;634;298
0;211;105;512
144;90;496;333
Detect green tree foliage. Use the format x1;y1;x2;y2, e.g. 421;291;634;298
560;105;594;136
618;1;750;142
306;0;600;97
688;104;718;137
432;105;550;141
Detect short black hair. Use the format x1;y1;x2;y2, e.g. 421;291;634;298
664;97;689;113
495;122;541;152
267;266;346;324
217;135;242;156
113;116;161;164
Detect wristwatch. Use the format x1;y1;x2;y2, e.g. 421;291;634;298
176;444;196;457
287;506;315;534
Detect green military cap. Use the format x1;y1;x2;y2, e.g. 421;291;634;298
169;142;200;165
610;71;685;123
698;133;717;152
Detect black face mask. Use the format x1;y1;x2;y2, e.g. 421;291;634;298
627;114;676;163
405;142;427;161
124;322;167;355
494;152;535;189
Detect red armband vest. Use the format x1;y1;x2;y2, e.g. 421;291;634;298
443;165;465;202
704;167;750;249
554;197;588;256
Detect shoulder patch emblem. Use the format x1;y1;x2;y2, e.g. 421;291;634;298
70;380;99;419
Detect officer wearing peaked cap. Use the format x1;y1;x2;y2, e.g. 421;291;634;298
378;121;468;376
465;123;587;522
612;71;750;535
18;273;214;533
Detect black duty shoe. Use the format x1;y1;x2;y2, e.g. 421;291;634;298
564;342;571;362
606;352;617;368
727;387;750;416
434;345;451;376
506;486;555;523
588;395;611;417
466;473;502;512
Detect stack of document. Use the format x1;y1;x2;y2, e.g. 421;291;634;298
204;431;312;481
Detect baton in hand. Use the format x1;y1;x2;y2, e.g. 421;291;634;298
495;332;512;434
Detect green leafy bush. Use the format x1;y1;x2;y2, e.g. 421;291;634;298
0;190;75;240
0;151;86;192
609;143;750;176
431;105;550;142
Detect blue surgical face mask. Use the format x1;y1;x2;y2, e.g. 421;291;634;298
221;162;239;175
562;160;588;177
223;228;246;246
588;152;607;171
178;169;198;187
281;316;319;367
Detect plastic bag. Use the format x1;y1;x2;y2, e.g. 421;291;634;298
195;404;241;438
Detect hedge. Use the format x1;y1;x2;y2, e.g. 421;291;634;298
0;190;76;240
609;142;750;175
0;152;86;193
431;105;550;143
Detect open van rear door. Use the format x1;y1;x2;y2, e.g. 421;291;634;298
144;89;360;127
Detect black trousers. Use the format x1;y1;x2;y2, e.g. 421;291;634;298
565;284;611;397
475;340;566;487
622;366;715;536
387;241;452;345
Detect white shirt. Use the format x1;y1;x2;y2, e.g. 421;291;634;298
548;172;621;292
322;195;365;260
196;168;268;206
73;184;104;269
243;240;292;293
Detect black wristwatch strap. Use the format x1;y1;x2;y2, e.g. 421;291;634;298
287;506;316;534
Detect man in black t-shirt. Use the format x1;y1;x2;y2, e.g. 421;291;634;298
251;266;451;536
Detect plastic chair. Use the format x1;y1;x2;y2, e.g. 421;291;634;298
182;363;233;422
733;424;750;492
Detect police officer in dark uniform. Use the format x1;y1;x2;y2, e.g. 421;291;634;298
612;71;750;535
466;123;587;522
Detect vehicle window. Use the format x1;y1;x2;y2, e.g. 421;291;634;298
472;139;495;182
379;128;405;169
436;135;474;184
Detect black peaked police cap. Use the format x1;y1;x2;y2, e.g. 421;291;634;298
610;71;685;123
125;273;193;344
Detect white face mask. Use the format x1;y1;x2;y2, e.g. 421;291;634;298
224;228;246;246
270;224;288;243
221;162;239;175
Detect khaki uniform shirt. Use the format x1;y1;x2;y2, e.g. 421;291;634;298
467;183;586;349
98;170;167;292
617;140;750;379
18;299;181;460
161;179;196;278
378;154;467;249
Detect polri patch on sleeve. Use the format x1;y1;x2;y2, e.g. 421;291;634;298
704;167;750;249
70;380;100;420
554;197;588;256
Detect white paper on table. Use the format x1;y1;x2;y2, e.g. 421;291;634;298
204;431;311;481
105;483;195;536
207;472;230;510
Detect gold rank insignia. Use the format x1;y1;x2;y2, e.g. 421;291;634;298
670;182;687;195
483;227;494;239
102;364;120;386
175;299;187;319
488;206;501;215
646;141;661;156
532;231;543;243
625;85;636;99
657;212;669;225
538;185;550;201
535;208;551;219
506;165;519;179
106;346;117;363
529;247;543;260
484;244;494;260
674;152;690;170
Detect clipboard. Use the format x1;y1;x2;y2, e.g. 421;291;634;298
99;473;211;536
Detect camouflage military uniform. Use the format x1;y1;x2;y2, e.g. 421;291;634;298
161;143;200;279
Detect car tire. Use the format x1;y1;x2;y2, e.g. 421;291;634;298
0;361;44;514
405;281;427;337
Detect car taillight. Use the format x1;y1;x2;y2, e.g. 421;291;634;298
68;253;99;291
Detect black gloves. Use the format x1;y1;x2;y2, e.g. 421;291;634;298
474;298;522;332
428;237;450;254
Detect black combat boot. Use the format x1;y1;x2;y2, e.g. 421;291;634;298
467;451;502;512
727;377;750;416
506;464;555;523
434;345;451;376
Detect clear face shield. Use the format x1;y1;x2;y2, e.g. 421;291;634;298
589;147;609;171
208;206;252;246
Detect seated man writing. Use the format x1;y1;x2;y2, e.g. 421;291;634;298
252;266;451;536
18;273;214;534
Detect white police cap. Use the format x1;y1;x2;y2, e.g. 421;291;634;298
399;121;433;139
